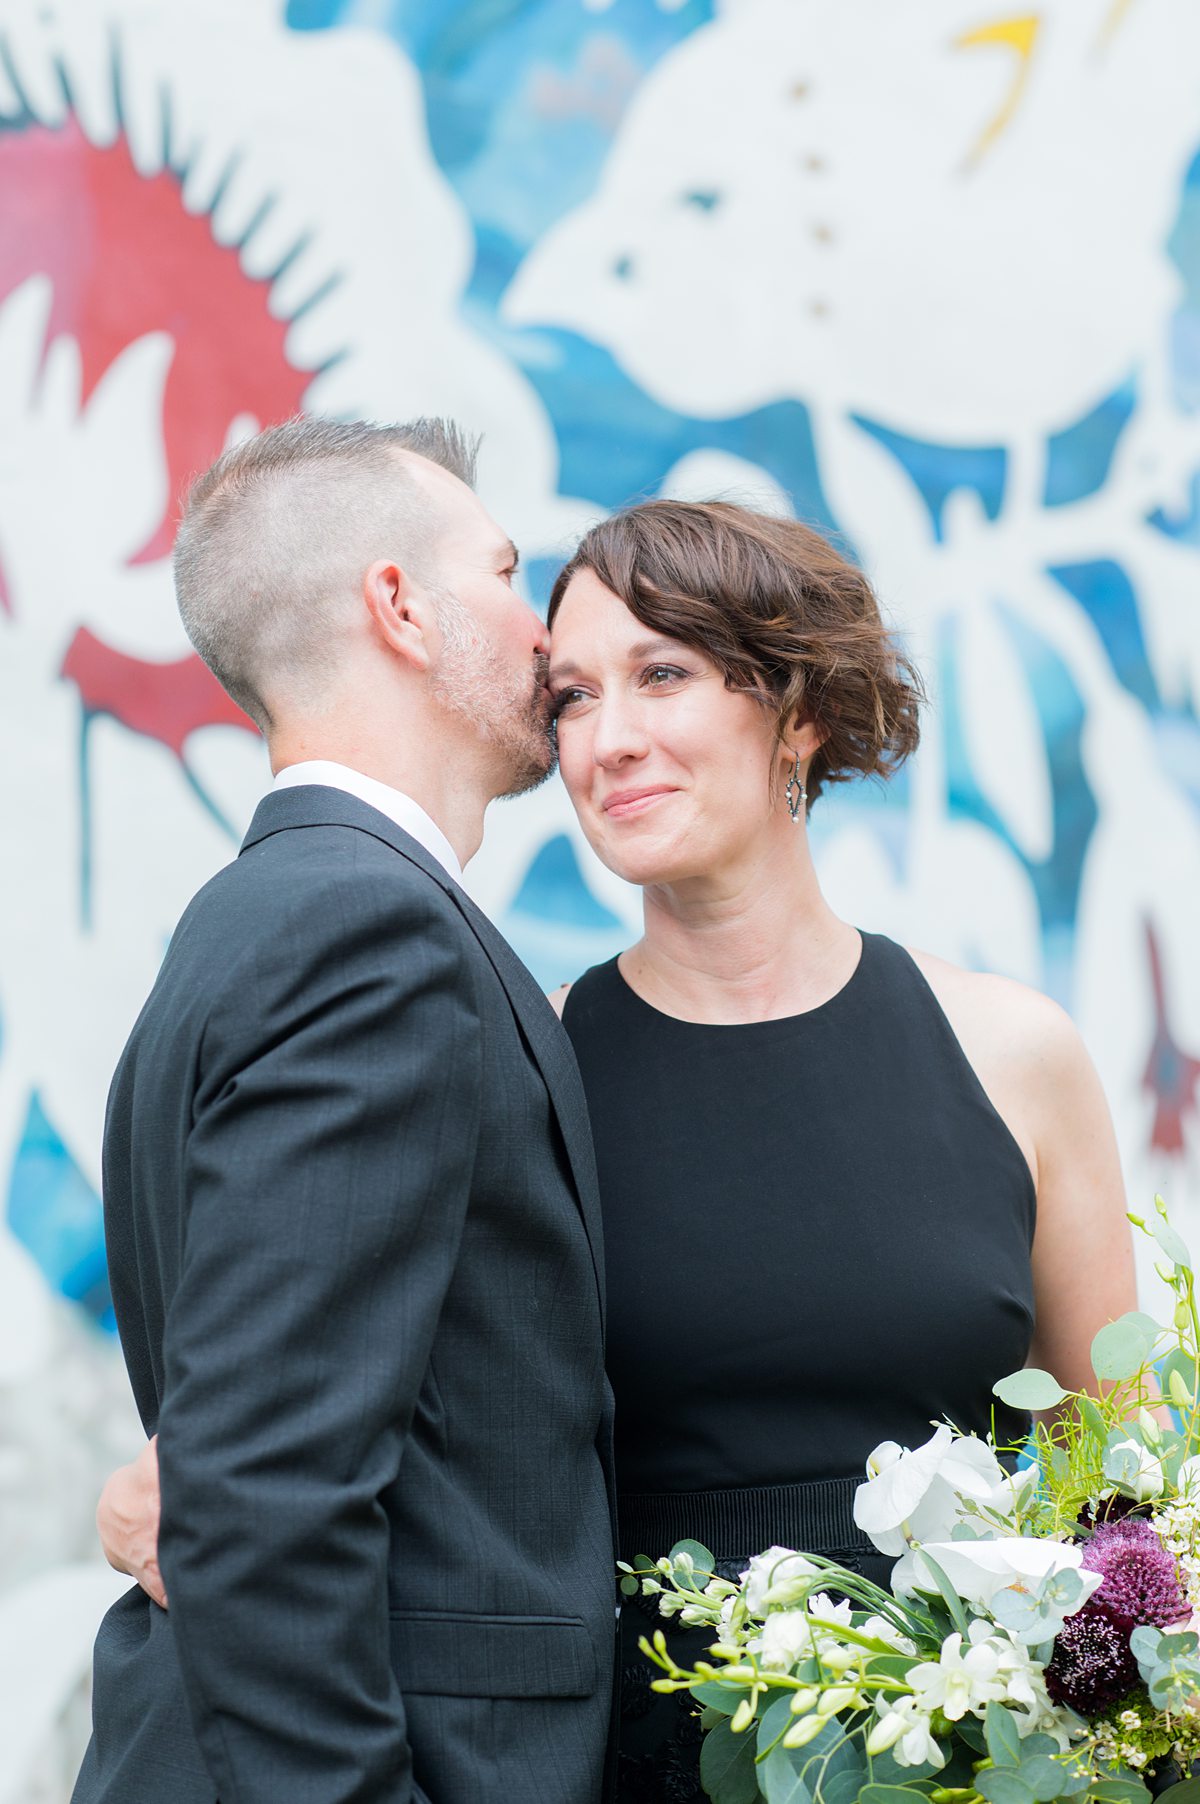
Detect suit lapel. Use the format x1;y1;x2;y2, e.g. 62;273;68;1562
241;788;607;1328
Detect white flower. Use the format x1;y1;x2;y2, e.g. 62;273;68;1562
1107;1439;1166;1502
860;1613;917;1655
1175;1457;1200;1497
908;1630;1009;1721
740;1546;818;1614
868;1693;945;1769
901;1535;1103;1612
758;1609;816;1671
854;1426;1016;1556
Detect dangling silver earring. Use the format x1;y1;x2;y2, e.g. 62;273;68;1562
785;756;807;823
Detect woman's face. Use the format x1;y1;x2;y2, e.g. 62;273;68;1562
549;568;793;888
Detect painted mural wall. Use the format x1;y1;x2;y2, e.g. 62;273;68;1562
2;0;1199;1794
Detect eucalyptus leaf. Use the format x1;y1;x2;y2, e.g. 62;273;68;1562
1153;1782;1200;1801
1018;1753;1073;1801
756;1694;796;1756
977;1771;1036;1804
1152;1215;1192;1270
1130;1624;1163;1664
862;1745;941;1785
817;1741;868;1804
699;1717;762;1804
1092;1316;1157;1382
619;1574;639;1596
671;1538;717;1579
858;1788;932;1803
1017;1735;1061;1760
760;1743;813;1804
1090;1780;1154;1803
985;1699;1025;1768
694;1680;746;1714
993;1368;1071;1412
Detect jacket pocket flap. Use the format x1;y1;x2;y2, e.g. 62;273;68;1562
389;1609;598;1699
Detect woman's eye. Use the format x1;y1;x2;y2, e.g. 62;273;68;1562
643;664;686;688
552;687;586;714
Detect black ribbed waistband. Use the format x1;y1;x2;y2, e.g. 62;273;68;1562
617;1476;869;1564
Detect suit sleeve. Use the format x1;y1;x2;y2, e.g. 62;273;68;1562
155;871;479;1803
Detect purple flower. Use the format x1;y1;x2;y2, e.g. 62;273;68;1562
1045;1600;1141;1713
1082;1518;1188;1633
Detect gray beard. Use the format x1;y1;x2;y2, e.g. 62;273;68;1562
430;587;555;797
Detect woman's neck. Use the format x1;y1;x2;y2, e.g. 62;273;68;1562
621;838;861;1025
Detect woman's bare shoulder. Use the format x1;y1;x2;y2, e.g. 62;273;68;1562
904;944;1085;1076
546;983;573;1020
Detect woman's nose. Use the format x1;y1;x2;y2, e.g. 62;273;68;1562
592;695;649;767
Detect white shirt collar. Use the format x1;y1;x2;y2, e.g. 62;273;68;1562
271;760;463;883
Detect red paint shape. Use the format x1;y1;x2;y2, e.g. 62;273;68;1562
1142;920;1200;1158
0;123;311;562
62;626;257;753
1;121;310;750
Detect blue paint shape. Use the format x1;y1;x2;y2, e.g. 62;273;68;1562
1048;560;1159;712
940;603;1097;946
1044;381;1135;508
501;915;630;994
500;833;630;991
7;1093;114;1331
511;831;624;930
850;416;1005;542
1148;466;1200;545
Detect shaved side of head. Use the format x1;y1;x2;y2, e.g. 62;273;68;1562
173;417;479;730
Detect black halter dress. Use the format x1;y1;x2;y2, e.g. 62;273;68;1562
562;931;1036;1804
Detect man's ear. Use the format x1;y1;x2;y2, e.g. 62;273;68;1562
362;560;436;673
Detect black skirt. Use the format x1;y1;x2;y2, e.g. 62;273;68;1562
615;1478;896;1804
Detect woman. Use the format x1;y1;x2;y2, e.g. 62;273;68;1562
97;497;1135;1803
543;499;1134;1803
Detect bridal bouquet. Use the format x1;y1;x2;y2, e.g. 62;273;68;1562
629;1200;1200;1804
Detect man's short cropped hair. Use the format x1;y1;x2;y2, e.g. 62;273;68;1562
173;416;479;731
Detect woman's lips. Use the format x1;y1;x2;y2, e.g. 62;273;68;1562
601;786;675;819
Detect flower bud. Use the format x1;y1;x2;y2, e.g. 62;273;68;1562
1177;1300;1192;1332
730;1697;756;1734
789;1686;820;1713
821;1645;857;1673
782;1712;827;1749
1170;1369;1194;1409
817;1684;860;1716
866;1711;907;1755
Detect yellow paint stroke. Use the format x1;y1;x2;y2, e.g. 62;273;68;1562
1097;0;1137;52
954;13;1041;168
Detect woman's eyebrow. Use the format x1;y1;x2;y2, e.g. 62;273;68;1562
549;639;684;682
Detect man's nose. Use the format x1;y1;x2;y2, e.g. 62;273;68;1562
528;608;551;658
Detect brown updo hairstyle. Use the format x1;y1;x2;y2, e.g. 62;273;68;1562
547;500;924;806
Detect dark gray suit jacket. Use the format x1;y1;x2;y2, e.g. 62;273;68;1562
74;787;617;1804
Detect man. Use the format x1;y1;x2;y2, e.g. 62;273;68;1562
73;418;616;1803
